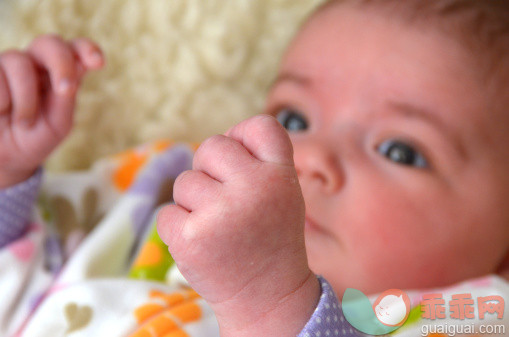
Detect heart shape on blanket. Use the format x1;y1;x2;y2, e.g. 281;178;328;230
64;302;93;333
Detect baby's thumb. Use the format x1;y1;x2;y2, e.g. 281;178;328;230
225;114;294;166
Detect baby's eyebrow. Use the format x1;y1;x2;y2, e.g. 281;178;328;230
385;101;467;160
269;72;311;90
386;101;445;130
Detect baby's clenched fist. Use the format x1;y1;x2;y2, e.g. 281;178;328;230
158;115;319;337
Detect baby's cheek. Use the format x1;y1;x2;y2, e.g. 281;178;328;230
345;198;441;286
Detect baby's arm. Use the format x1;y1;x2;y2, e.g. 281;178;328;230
157;115;321;336
0;34;104;188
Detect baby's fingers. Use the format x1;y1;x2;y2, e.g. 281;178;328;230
0;66;11;116
70;38;104;75
193;134;258;182
173;170;222;212
225;115;295;166
27;35;83;136
27;34;78;95
156;204;190;249
0;51;39;124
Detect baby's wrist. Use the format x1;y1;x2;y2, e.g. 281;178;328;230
214;271;321;337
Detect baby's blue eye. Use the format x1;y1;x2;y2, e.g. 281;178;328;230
377;139;428;168
275;109;308;132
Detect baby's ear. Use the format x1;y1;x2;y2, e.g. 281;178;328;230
496;249;509;280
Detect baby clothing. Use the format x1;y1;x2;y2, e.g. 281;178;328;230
0;141;507;337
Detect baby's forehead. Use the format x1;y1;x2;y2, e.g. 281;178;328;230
313;0;509;105
303;0;509;141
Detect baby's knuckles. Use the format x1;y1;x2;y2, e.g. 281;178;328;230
193;134;257;179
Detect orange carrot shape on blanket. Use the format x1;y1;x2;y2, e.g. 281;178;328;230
130;288;202;337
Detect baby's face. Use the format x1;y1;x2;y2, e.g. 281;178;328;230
266;4;509;295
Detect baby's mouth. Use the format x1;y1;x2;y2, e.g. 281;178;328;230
305;215;326;234
305;215;343;249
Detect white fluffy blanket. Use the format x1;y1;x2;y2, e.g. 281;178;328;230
0;0;323;171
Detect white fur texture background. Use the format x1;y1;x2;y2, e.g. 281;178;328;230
0;0;324;171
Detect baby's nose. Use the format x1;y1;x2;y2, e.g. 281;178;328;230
293;139;343;194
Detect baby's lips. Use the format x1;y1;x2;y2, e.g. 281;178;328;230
304;215;323;232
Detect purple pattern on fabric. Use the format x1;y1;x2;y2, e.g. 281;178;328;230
129;144;193;196
0;168;43;249
44;234;64;274
299;277;363;337
129;144;193;236
29;292;45;312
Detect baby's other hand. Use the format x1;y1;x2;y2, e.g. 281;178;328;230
158;115;319;337
0;34;104;188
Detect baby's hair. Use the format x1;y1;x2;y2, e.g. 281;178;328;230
315;0;509;112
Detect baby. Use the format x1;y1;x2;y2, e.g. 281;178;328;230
0;0;508;336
